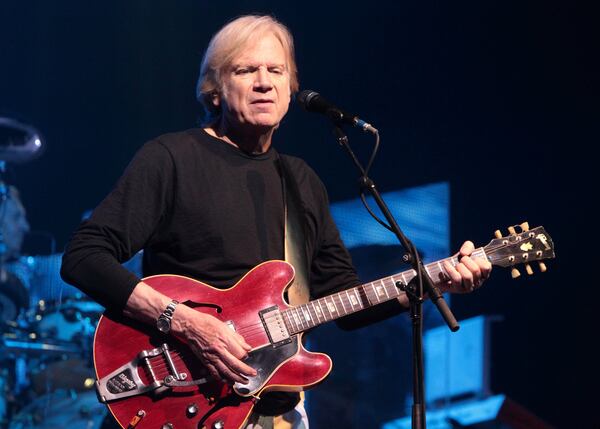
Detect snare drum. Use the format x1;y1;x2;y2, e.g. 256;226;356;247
34;298;104;343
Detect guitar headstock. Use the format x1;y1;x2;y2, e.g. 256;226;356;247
484;222;555;278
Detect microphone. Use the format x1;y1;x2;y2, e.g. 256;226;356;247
296;90;378;134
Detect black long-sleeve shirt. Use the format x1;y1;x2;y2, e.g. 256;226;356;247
61;127;360;313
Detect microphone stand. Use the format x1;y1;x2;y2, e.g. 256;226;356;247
331;125;459;429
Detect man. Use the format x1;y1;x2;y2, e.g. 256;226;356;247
0;185;31;425
61;15;491;428
0;185;30;265
0;185;31;321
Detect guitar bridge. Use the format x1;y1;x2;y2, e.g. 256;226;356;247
96;343;185;403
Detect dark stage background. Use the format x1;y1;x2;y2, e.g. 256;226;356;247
1;1;597;428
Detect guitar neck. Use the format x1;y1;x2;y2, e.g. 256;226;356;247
281;248;487;334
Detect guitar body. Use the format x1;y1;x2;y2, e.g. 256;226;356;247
94;260;332;429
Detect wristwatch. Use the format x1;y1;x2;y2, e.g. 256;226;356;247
156;299;179;334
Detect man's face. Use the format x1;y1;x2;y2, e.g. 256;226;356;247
1;196;30;260
215;33;292;133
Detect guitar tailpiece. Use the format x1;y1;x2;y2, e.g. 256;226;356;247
95;344;177;403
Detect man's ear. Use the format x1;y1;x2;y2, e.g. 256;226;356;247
211;91;221;108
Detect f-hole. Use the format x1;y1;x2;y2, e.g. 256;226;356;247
183;301;223;314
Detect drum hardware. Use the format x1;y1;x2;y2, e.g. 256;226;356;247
1;336;81;357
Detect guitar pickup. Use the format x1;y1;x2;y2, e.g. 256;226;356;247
96;344;175;403
259;306;291;347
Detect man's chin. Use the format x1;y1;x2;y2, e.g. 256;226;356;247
244;120;280;133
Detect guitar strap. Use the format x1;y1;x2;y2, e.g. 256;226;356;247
278;156;311;306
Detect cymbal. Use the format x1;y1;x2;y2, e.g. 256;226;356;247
0;117;44;164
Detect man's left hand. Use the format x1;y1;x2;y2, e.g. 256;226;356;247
442;241;492;293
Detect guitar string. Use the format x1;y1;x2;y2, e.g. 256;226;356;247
143;347;254;377
222;243;524;337
142;348;226;377
222;244;514;336
248;240;541;335
233;250;474;335
141;351;262;384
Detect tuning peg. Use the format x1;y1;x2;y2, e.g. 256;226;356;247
538;262;547;272
525;264;533;275
508;226;517;235
511;268;521;278
520;222;530;232
494;230;503;238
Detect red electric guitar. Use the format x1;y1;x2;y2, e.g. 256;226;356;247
93;224;555;429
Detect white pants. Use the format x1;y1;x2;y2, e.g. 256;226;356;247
245;397;309;429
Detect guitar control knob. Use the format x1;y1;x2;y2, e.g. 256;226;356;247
162;424;174;429
213;420;225;429
186;403;199;417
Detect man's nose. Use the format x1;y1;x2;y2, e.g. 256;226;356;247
254;67;273;91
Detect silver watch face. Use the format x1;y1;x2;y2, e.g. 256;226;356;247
157;317;170;333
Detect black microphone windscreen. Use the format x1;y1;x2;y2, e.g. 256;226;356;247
297;90;331;114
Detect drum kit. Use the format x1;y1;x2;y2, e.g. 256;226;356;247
0;118;110;428
0;271;107;429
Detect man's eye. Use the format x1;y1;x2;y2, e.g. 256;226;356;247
269;68;283;74
235;68;250;75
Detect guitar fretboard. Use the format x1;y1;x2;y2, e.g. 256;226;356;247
282;248;487;334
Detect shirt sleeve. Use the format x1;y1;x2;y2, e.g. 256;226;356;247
60;140;175;311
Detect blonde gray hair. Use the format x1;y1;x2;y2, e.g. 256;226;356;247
196;15;299;125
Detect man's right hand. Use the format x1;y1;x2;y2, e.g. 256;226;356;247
172;306;257;384
124;281;257;385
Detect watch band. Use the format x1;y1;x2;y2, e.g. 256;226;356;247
157;299;179;333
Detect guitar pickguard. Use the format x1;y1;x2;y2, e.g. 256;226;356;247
234;335;299;396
